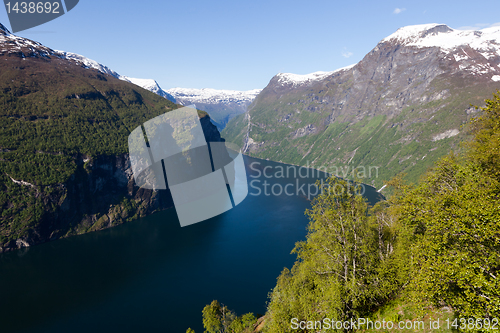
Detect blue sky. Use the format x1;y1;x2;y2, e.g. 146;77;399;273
1;0;500;91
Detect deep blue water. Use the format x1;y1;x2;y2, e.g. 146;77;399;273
0;156;382;333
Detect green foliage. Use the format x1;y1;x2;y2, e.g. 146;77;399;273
395;92;500;321
229;313;257;332
0;56;210;246
260;92;500;331
202;300;257;333
402;156;500;320
366;298;455;333
202;300;224;333
468;90;500;180
186;328;195;333
264;178;400;332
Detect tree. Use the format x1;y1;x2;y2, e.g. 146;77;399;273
400;154;500;320
301;178;379;318
202;300;236;333
229;312;257;333
202;300;223;333
265;178;389;332
186;328;195;333
390;92;500;320
468;90;500;180
262;91;500;331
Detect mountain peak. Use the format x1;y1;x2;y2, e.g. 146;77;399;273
276;71;334;86
0;22;12;35
166;87;262;103
275;64;356;87
382;23;453;44
380;23;500;58
120;76;175;101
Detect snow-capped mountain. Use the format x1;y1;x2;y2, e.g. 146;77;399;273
269;23;500;88
1;22;261;129
55;50;121;78
54;48;260;128
1;22;54;58
382;23;500;54
166;87;261;105
276;65;355;87
51;38;263;127
51;51;177;101
119;76;175;101
223;23;500;188
166;88;262;130
380;23;500;79
0;22;172;96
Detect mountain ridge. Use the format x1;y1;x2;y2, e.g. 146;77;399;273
42;44;262;130
222;23;500;188
166;87;262;130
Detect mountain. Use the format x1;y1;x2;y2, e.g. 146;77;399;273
0;23;223;252
50;47;262;131
166;87;262;130
52;50;178;102
54;50;122;78
119;76;176;101
222;23;500;188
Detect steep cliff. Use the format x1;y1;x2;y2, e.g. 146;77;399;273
223;24;500;187
0;117;223;253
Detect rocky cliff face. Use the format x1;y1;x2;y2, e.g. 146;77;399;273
0;116;223;253
223;24;500;188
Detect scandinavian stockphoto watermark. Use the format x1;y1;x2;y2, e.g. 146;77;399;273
3;0;79;33
128;106;248;227
248;161;380;200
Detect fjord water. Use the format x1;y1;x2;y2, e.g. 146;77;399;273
0;156;382;333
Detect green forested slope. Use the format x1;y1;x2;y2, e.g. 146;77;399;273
263;92;500;332
0;56;178;183
0;53;208;248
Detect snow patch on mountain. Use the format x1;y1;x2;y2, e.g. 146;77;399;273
277;71;333;86
166;88;262;106
55;51;120;77
52;51;176;101
382;24;452;44
381;24;500;77
1;23;257;108
382;24;500;56
0;24;53;57
277;64;355;87
120;77;158;90
492;75;500;82
119;76;175;100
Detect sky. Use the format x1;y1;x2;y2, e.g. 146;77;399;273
1;0;500;91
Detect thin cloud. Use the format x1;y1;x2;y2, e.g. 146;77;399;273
393;8;406;14
457;22;500;30
342;48;353;58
